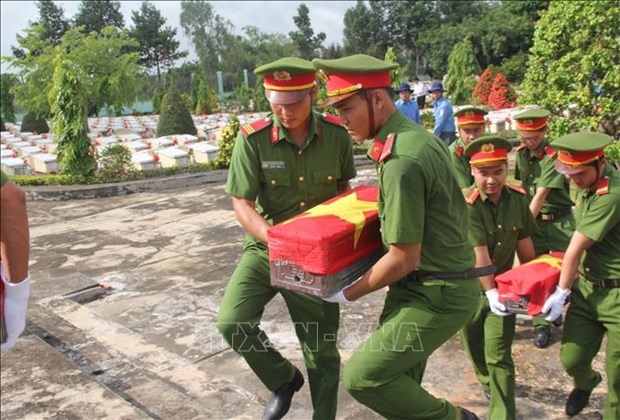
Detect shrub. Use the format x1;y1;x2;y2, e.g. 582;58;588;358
472;66;498;106
487;72;518;111
97;144;139;183
605;140;620;168
21;111;50;134
0;116;5;131
156;85;197;137
214;114;239;169
445;38;481;105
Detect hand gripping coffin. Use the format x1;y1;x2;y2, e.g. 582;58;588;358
268;185;383;297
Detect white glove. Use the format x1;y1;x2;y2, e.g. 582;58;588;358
1;263;30;352
485;288;510;317
323;286;351;304
541;286;571;322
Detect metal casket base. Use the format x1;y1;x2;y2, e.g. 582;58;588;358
270;250;383;298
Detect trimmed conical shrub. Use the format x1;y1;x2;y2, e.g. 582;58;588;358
156;85;197;137
21;111;50;134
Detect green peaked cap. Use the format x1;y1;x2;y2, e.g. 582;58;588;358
312;54;398;74
551;131;612;152
513;108;550;120
464;136;513;158
254;57;315;76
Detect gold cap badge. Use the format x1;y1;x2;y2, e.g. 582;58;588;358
273;71;292;81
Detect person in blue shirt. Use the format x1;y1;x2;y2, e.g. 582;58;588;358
429;82;456;145
394;82;421;125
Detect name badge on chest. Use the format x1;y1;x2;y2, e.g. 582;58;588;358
262;161;286;170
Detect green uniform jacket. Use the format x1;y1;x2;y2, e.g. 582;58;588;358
574;166;620;280
514;139;574;212
226;111;357;229
465;184;537;274
449;138;473;189
368;111;474;272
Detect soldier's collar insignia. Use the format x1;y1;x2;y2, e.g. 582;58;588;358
273;71;292;81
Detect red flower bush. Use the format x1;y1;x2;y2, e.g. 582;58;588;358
487;72;518;111
472;67;497;105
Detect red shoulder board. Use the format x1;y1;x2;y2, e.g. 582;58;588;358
465;188;480;205
379;132;395;162
544;146;557;158
322;113;341;126
596;177;609;196
240;118;271;137
515;144;526;152
368;139;383;162
507;183;527;195
455;144;464;157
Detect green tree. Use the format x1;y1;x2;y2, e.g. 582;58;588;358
0;74;17;123
73;0;125;33
36;0;69;44
5;25;142;118
49;52;95;177
129;1;187;81
445;37;481;105
384;47;401;89
180;0;232;87
343;1;376;55
20;111;50;134
289;3;326;59
520;1;620;138
156;85;197;137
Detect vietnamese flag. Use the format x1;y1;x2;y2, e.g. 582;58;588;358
268;185;382;275
495;252;564;316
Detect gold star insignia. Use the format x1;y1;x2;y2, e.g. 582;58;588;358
282;191;377;248
524;254;562;270
273;71;292;81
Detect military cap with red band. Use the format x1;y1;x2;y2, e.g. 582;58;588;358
513;108;550;131
312;54;398;107
464;136;513;166
254;57;317;105
454;107;488;126
552;131;612;175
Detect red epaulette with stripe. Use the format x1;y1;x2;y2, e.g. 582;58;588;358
596;177;609;196
507;183;527;195
465;188;480;205
322;113;342;126
379;133;396;162
455;144;464;157
240;118;271;137
515;144;526;152
368;140;383;162
544;146;557;158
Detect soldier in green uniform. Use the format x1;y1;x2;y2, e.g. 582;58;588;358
513;109;576;348
216;58;356;420
460;137;537;419
542;132;619;419
313;54;482;420
449;107;488;190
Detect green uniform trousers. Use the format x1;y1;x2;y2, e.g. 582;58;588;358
561;278;620;419
343;277;480;419
216;241;341;420
532;214;576;329
460;294;517;420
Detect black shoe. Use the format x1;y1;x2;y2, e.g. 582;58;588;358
263;368;304;420
458;407;479;420
565;388;592;416
533;326;551;348
483;390;491;401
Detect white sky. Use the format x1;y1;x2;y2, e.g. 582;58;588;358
1;0;356;72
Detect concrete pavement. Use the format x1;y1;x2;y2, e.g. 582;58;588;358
1;167;609;420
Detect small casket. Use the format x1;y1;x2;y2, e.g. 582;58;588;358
188;142;219;163
496;252;564;315
155;147;190;168
30;153;59;174
268;185;383;297
131;152;159;170
1;157;29;175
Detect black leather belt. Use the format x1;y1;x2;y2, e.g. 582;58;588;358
537;207;572;221
414;264;497;280
589;278;620;288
